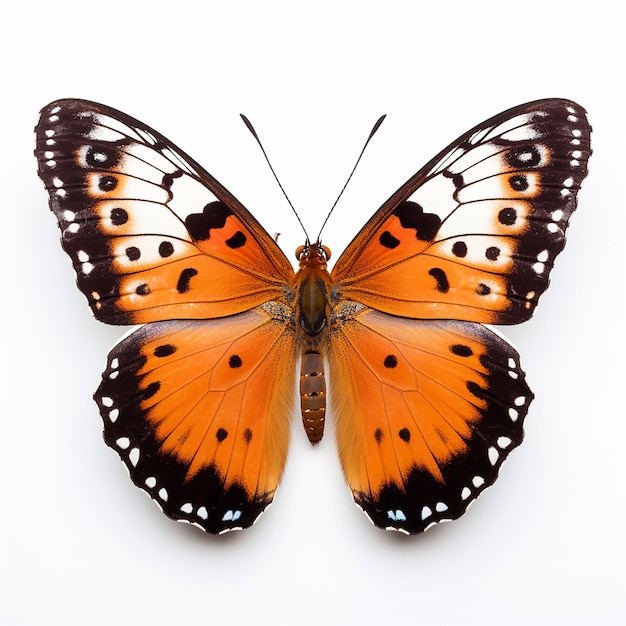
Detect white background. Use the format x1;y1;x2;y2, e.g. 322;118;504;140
2;1;624;624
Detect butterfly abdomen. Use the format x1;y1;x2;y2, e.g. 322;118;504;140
300;351;326;444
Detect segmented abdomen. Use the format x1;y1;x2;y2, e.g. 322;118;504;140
300;351;326;444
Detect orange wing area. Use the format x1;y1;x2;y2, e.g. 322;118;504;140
36;99;294;325
329;305;532;534
331;99;591;325
96;305;296;533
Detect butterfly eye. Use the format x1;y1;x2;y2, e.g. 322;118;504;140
296;243;332;264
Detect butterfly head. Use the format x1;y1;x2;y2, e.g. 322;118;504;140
295;242;331;270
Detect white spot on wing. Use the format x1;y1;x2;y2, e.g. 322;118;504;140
497;436;512;449
116;437;130;450
488;446;499;465
484;113;539;141
129;448;140;466
135;127;158;145
387;509;407;522
167;173;223;222
87;124;127;142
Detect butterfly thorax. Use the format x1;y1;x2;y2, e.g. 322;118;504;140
293;242;333;444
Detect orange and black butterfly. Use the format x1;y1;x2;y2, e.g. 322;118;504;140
35;99;590;534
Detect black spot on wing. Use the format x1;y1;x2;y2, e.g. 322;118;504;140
228;354;242;368
485;246;500;261
158;241;174;257
141;381;160;400
384;355;398;368
498;207;517;226
126;246;141;261
508;175;528;192
176;268;198;293
226;231;247;249
162;170;183;190
154;344;176;357
450;344;473;357
393;201;441;242
379;231;400;249
110;207;129;225
428;267;449;293
452;241;467;258
443;171;464;189
216;428;228;442
467;380;486;400
185;201;233;241
98;175;118;191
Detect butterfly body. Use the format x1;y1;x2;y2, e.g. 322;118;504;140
36;98;590;535
293;243;334;443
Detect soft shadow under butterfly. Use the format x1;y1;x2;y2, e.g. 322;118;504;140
36;99;590;535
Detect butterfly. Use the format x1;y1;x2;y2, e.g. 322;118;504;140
35;98;591;535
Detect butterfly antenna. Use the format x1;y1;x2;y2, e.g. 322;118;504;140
240;114;310;244
315;114;386;242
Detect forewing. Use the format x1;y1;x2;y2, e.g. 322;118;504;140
35;99;294;325
332;99;591;324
